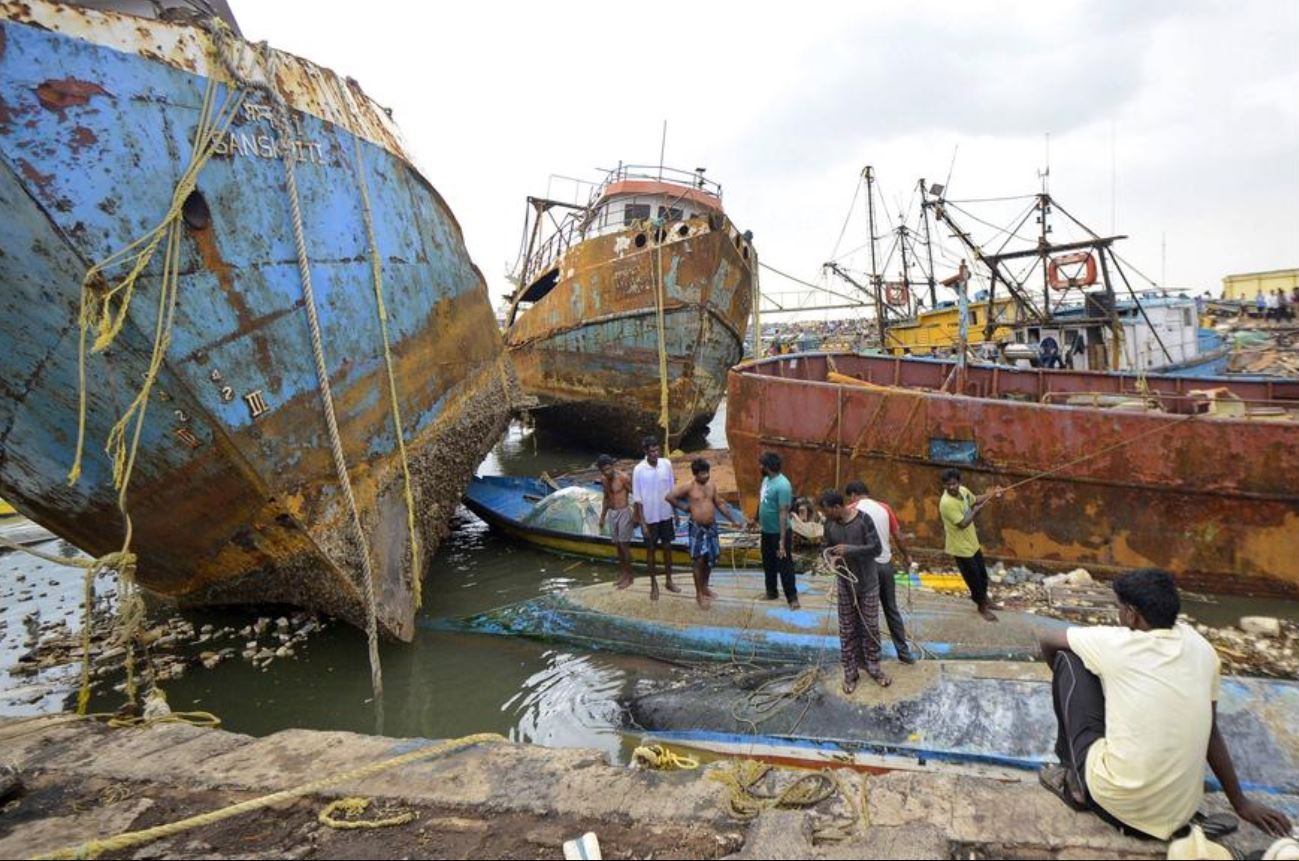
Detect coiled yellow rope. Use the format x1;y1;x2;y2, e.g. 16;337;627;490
631;744;699;771
318;796;416;830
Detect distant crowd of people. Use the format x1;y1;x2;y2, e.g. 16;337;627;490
1252;287;1299;322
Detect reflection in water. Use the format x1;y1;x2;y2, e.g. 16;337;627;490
504;650;627;760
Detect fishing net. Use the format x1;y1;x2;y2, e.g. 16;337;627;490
522;486;604;536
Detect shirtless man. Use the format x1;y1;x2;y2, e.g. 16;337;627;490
597;454;635;589
666;458;743;609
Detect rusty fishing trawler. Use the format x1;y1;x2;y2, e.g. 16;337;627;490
0;1;512;640
727;353;1299;597
504;164;756;453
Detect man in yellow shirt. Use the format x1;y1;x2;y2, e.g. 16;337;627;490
937;467;1001;622
1037;569;1291;841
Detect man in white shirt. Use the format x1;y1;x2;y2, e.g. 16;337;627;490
631;436;680;601
845;480;915;664
1037;569;1290;841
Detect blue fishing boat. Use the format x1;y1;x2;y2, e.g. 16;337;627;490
447;571;1068;664
0;1;512;640
462;474;764;568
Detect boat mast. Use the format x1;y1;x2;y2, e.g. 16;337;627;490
918;178;938;310
896;223;913;318
864;166;885;347
924;190;1045;325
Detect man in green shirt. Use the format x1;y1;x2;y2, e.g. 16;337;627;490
938;467;1001;622
757;451;799;608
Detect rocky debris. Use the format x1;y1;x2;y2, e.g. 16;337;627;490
1239;616;1282;637
10;600;329;702
1221;325;1299;376
902;563;1299;679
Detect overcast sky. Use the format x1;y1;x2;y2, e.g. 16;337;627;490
236;1;1298;316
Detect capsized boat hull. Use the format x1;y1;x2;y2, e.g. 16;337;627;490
728;353;1299;597
446;572;1069;664
507;217;753;453
0;2;511;640
627;662;1299;794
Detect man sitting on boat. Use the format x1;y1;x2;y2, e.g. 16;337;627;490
1037;568;1292;841
666;458;743;610
597;454;636;590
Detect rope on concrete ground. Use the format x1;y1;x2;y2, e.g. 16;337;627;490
33;732;506;860
631;744;699;771
318;796;416;829
706;760;837;820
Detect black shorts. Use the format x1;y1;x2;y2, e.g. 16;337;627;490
642;519;675;547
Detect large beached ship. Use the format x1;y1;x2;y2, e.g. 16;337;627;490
0;1;512;640
505;164;755;453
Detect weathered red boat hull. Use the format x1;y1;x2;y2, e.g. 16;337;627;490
508;215;754;454
727;354;1299;597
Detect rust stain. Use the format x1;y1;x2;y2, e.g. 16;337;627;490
16;156;52;188
0;26;6;62
68;125;97;151
0;94;12;129
188;227;280;391
35;78;110;112
727;353;1299;598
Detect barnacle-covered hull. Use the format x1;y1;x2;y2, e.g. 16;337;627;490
0;1;511;640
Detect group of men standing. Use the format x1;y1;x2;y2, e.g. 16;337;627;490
594;442;1293;844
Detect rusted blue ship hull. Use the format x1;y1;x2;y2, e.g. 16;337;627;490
0;2;511;640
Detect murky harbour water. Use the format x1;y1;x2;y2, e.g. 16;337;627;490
0;415;729;761
3;402;1296;761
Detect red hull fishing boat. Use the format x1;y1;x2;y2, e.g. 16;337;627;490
727;353;1299;597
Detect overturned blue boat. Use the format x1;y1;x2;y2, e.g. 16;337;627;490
628;662;1299;797
0;1;512;640
450;571;1068;664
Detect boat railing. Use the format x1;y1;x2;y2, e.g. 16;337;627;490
520;164;723;287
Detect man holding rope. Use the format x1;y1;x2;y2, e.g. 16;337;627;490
818;489;889;693
938;467;1003;622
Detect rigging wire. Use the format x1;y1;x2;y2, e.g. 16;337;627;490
827;177;863;263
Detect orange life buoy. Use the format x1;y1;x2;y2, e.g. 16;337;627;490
884;282;909;305
1047;252;1098;290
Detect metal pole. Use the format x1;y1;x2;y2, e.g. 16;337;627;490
919;179;938;309
864;166;885;349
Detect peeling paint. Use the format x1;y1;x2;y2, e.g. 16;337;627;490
728;352;1299;597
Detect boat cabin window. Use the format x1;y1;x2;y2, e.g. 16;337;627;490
623;203;651;225
657;205;684;222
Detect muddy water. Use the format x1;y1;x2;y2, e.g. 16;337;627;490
2;402;1296;761
0;414;729;761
